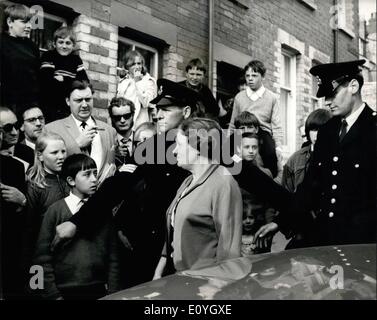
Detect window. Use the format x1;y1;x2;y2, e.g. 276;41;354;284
216;61;243;105
280;50;297;156
311;60;324;111
118;37;158;79
30;12;66;52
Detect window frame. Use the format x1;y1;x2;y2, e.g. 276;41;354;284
118;36;159;79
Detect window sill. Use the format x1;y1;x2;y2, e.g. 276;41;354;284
338;27;355;39
229;0;249;9
298;0;317;11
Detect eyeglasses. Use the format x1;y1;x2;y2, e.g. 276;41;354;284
24;116;45;123
0;122;22;132
112;113;133;121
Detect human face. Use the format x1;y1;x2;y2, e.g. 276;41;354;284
0;110;20;148
128;56;143;78
245;68;263;91
72;168;98;198
7;18;32;38
241;137;259;162
186;67;205;87
156;106;186;133
55;36;74;56
173;131;199;170
67;87;93;121
325;83;353;118
22;108;45;142
111;105;134;134
309;130;318;145
39;139;67;174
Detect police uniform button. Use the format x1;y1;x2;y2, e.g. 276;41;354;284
373;112;377;116
329;212;334;218
333;156;339;162
332;170;337;176
152;231;155;234
318;162;322;166
166;173;170;176
332;184;337;190
331;198;336;204
354;164;359;168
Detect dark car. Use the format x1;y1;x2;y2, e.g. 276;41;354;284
102;244;376;300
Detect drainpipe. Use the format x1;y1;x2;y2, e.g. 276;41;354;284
333;0;339;62
208;0;214;90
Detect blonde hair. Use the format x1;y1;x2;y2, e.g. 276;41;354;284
27;132;66;188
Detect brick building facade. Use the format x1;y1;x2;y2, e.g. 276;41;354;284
1;0;364;156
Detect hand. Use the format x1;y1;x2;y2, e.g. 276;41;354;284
252;222;278;249
51;221;77;252
153;256;167;280
76;126;97;148
54;75;64;82
0;183;26;206
118;230;133;250
117;143;130;157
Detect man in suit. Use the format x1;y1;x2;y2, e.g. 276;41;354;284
0;107;34;171
20;105;45;150
255;59;376;248
45;80;117;184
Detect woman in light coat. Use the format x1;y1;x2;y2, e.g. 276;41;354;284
153;118;243;277
116;50;157;129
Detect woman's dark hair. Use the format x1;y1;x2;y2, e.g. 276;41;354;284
234;111;261;129
61;153;97;183
244;60;266;77
305;108;332;142
179;117;221;160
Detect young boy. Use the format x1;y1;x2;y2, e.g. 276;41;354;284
40;26;89;122
241;132;272;178
34;154;120;300
236;111;280;180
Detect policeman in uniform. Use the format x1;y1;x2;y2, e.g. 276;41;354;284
292;59;376;247
49;79;200;288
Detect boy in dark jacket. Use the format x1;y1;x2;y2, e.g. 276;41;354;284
34;154;120;300
40;26;89;122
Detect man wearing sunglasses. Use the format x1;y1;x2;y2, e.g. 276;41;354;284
0;107;34;171
108;97;136;171
20;106;45;150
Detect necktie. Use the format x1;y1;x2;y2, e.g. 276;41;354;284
80;122;92;154
339;119;348;142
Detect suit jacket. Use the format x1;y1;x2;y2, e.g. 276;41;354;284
294;104;376;246
45;115;117;183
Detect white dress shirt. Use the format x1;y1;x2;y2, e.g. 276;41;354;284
246;85;266;102
64;192;87;215
343;103;365;133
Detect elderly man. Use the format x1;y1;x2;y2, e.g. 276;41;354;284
20;105;45;150
108;97;136;170
45;80;117;184
0;107;34;171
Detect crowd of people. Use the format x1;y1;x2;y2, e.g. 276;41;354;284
1;4;375;300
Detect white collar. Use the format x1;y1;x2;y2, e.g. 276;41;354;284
246;85;265;101
25;139;35;150
64;192;87;215
117;131;134;142
343;103;365;131
71;114;95;129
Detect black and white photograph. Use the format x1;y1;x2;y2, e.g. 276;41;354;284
0;0;376;308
